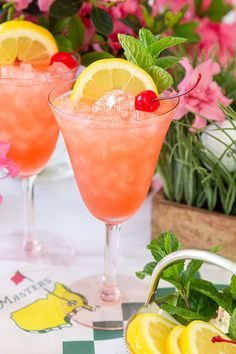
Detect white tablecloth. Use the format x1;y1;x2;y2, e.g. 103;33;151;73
0;176;232;354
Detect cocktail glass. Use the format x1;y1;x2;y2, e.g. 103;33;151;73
0;65;78;264
49;81;179;328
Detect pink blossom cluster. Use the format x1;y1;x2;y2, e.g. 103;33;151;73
5;0;53;11
175;59;232;129
0;142;19;204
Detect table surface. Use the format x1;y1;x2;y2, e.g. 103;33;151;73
0;174;232;354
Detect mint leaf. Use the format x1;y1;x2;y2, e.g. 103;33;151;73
146;66;173;93
191;279;233;314
230;275;236;300
229;307;236;340
139;28;156;48
181;246;220;291
147;232;184;289
147;232;182;262
149;36;187;58
161;303;206;321
156;56;181;69
136;232;184;285
186;289;218;321
118;34;154;69
136;261;157;280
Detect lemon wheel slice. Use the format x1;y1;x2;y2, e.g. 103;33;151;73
0;20;58;65
126;313;176;354
166;325;185;354
71;58;157;104
180;320;236;354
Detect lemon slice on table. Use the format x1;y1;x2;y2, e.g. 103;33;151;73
126;313;175;354
70;58;157;104
180;320;236;353
0;20;58;65
166;325;185;354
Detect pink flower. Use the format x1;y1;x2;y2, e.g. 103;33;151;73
0;142;19;205
197;18;236;64
174;59;232;130
5;0;32;10
38;0;54;12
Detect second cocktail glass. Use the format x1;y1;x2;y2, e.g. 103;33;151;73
0;66;77;264
49;81;179;329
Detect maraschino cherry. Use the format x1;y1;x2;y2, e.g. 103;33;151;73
135;74;202;112
50;52;78;69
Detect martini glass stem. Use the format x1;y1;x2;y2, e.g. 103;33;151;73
22;176;41;253
101;223;121;303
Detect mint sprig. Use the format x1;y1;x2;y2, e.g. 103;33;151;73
118;28;186;93
137;232;236;339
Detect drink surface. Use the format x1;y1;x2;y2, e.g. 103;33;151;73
54;89;176;222
0;62;74;177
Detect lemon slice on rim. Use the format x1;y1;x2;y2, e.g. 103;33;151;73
180;320;236;354
126;313;175;354
0;20;58;65
70;58;157;104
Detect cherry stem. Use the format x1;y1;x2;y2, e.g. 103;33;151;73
212;336;236;345
153;74;202;102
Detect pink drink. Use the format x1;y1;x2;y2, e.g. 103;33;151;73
0;62;76;177
51;89;178;223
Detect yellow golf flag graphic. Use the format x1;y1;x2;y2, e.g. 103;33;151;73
11;282;94;333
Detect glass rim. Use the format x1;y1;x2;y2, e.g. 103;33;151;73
48;79;180;127
0;51;80;85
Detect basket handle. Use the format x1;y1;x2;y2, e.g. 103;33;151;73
145;249;236;306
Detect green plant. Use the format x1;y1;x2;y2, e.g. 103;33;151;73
157;105;236;215
137;231;236;339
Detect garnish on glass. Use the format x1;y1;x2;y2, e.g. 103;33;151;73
50;52;79;69
135;74;202;112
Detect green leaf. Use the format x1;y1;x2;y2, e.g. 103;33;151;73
161;303;206;320
174;22;200;44
204;0;232;22
230;275;236;300
119;14;141;32
186;289;218;321
50;18;70;34
146;65;173;93
49;0;83;19
156;56;181;69
68;15;85;50
139;28;156;48
37;16;50;30
229;307;236;340
136;261;157;280
164;7;187;28
91;7;113;35
81;51;114;66
190;279;233;314
147;232;184;289
118;34;154;69
149;36;187;58
141;4;154;28
54;34;72;52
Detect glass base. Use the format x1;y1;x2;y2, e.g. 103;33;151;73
62;274;148;330
0;230;76;265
